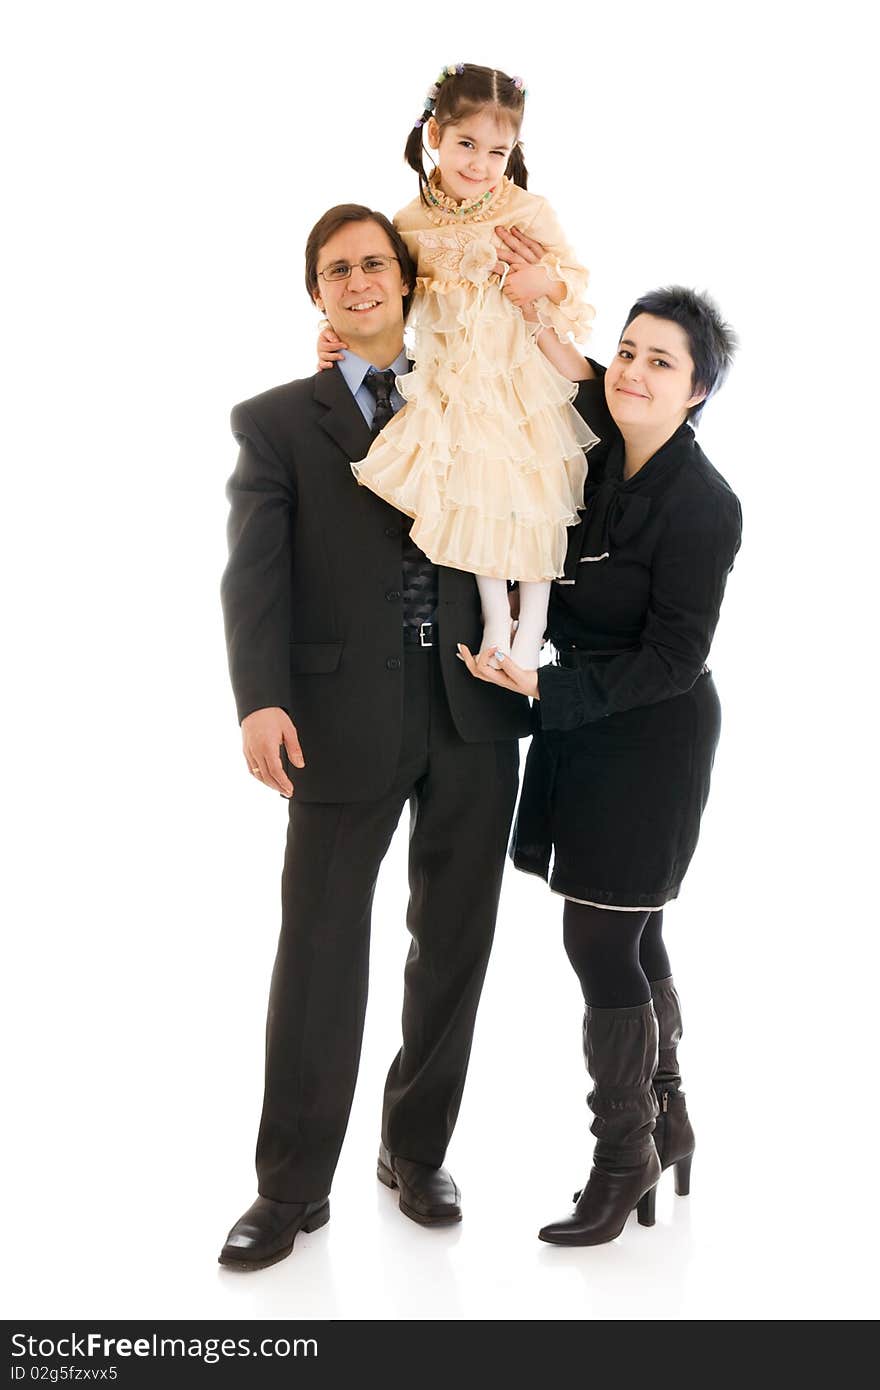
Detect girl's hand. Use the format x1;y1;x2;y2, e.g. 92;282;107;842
493;225;556;317
502;262;565;309
317;321;348;371
457;643;540;700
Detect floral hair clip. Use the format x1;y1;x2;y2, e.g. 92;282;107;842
414;63;466;128
512;75;528;98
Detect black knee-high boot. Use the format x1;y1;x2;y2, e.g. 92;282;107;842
650;977;696;1196
539;1002;661;1246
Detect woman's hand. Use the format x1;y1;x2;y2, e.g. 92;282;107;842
317;321;348;371
457;643;540;699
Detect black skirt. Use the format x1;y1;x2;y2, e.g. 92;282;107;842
512;670;722;909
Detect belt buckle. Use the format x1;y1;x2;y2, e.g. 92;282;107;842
419;621;434;648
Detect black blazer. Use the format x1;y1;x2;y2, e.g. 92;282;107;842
537;372;743;730
221;364;531;802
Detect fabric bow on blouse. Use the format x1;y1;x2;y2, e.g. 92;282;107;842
560;443;657;582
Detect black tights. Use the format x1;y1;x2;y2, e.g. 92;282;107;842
562;904;672;1009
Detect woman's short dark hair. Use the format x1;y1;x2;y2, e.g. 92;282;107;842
305;204;417;317
622;286;737;424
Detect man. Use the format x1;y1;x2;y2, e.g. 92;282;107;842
218;205;530;1270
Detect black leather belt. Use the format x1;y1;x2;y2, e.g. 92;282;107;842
402;621;434;648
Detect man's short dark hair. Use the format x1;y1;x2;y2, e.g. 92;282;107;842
305;204;417;317
622;286;737;424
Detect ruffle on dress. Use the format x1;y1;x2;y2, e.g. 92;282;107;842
535;251;597;344
353;184;599;581
353;280;598;580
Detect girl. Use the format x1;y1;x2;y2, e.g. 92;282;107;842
322;63;598;668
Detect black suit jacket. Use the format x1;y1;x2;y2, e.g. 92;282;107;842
221;364;531;802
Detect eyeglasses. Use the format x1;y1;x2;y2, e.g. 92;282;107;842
317;255;400;283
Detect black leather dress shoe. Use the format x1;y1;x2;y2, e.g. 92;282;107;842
218;1196;330;1271
377;1142;461;1225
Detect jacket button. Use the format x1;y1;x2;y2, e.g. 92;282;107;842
385;589;401;602
384;526;399;538
386;657;401;671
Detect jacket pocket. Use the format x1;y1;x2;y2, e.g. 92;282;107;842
288;641;343;674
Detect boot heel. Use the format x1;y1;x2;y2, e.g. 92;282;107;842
302;1200;330;1233
377;1160;398;1190
636;1184;657;1227
674;1153;693;1197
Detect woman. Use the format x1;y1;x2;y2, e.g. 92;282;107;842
460;239;742;1246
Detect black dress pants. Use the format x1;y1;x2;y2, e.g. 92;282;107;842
256;645;520;1201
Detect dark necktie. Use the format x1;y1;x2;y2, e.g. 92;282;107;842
364;369;397;436
362;366;437;633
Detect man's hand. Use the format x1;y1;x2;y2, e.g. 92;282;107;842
457;643;540;700
494;224;562;319
495;224;549;268
242;707;305;798
495;224;594;382
317;321;348;371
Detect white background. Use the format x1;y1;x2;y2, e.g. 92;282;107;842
3;0;877;1322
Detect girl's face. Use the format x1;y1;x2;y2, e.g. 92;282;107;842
427;109;517;203
605;315;706;437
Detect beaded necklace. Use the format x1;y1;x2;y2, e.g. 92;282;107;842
424;179;497;218
420;172;513;227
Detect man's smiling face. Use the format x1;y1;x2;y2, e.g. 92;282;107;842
312;219;410;352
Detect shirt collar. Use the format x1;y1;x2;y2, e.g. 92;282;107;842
605;420;695;489
339;347;408;396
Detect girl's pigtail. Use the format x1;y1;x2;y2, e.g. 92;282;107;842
404;121;431;205
406;66;465;206
506;142;528;190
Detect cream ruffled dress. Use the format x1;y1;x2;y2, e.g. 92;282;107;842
351;172;599;581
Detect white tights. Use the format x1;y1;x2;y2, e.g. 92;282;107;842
475;576;550;671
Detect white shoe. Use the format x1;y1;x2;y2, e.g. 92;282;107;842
479;625;512;669
509;631;541;670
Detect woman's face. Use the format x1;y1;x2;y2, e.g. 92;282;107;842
605;314;706;436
